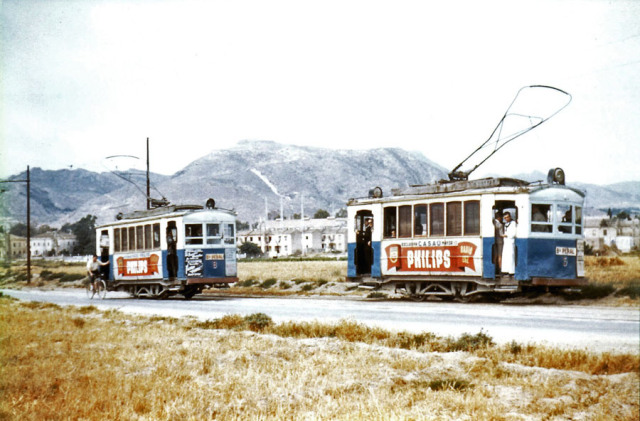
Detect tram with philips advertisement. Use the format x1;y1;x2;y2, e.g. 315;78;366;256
347;85;586;301
95;198;238;299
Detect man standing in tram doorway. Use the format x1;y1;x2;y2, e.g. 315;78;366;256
363;218;373;272
501;212;517;276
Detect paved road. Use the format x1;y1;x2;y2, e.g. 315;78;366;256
3;288;639;353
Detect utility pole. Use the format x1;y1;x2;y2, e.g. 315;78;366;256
26;166;31;284
146;137;150;210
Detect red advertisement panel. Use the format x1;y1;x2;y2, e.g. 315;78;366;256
116;253;160;278
385;241;477;273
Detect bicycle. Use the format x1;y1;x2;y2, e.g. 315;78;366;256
85;275;107;300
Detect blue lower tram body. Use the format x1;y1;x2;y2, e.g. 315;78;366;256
348;238;580;281
106;248;230;281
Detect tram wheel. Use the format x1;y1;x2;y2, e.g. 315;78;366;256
409;294;426;302
183;287;198;300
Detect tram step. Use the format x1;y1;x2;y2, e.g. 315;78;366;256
494;285;519;292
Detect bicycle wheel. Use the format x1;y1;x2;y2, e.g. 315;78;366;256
96;280;107;300
86;281;95;299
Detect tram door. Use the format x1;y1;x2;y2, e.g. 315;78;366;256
355;210;374;275
166;221;178;278
99;230;110;279
492;200;517;275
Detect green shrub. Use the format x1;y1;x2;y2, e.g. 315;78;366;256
447;330;494;352
59;273;85;283
244;313;273;331
615;285;640;299
508;340;523;355
236;279;257;288
259;278;277;289
580;283;615;300
428;379;471;391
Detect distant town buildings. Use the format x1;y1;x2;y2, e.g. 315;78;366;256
30;231;77;257
584;216;639;253
0;234;28;260
237;217;347;257
0;231;77;260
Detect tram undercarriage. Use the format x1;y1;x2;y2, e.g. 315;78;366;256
107;278;231;299
356;276;572;302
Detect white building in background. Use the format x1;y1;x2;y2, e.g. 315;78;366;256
30;231;77;256
238;217;347;257
584;216;639;253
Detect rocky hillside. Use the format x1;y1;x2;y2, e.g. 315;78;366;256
1;141;638;226
2;141;448;226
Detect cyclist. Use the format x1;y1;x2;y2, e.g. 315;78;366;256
86;255;109;292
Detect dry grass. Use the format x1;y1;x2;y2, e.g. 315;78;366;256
585;255;640;288
238;260;346;283
1;295;638;420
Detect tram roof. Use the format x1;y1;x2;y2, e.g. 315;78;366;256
348;177;585;205
98;204;236;227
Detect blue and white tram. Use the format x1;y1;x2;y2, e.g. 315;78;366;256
347;169;586;300
95;201;238;299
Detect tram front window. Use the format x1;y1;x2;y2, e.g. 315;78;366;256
557;204;572;234
224;224;235;244
206;223;221;244
531;204;552;233
185;224;203;245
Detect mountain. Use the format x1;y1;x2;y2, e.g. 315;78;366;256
1;141;638;226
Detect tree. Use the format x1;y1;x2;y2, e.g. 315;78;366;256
62;215;97;255
335;208;347;218
236;220;250;230
240;242;262;257
313;209;330;219
9;223;34;237
616;211;630;221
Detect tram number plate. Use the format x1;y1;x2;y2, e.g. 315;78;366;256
556;247;577;256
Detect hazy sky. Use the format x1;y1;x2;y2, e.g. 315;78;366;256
1;0;639;184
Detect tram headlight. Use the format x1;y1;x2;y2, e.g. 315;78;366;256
368;187;383;198
547;168;565;185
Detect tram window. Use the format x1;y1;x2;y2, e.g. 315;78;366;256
224;224;235;244
153;224;160;249
128;227;135;251
464;201;480;235
531;204;552;233
398;205;412;238
206;223;222;245
384;207;397;238
430;203;444;236
121;227;128;251
143;225;151;250
575;207;583;235
414;205;427;236
114;228;121;252
136;226;144;250
557;204;572;234
185;224;203;245
446;202;462;236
